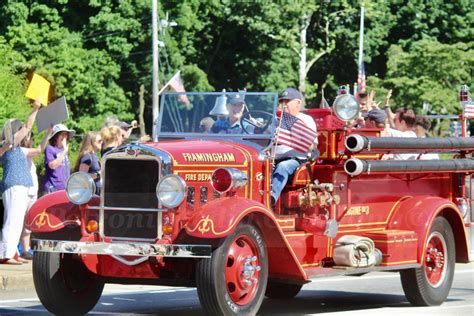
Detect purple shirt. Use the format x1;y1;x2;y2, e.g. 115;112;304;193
43;145;70;192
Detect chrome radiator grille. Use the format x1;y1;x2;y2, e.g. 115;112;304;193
103;158;160;239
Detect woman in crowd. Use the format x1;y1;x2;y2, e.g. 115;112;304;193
100;125;123;156
43;124;75;194
0;100;40;264
74;131;102;194
18;127;51;260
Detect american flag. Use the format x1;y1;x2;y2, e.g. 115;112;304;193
357;61;366;93
168;71;190;107
463;96;474;118
276;112;318;153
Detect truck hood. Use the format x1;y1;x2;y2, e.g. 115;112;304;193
143;139;260;167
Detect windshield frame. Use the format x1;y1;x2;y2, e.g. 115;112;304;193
155;91;279;141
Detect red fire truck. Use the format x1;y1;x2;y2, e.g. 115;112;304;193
26;91;473;315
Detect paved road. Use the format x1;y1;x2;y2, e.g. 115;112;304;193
1;263;472;316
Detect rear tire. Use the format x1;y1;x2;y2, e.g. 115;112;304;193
33;251;104;315
196;223;268;316
265;281;302;299
400;217;455;306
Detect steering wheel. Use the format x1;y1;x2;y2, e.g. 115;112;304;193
240;110;274;134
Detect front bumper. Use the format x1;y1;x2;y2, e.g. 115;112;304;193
32;239;212;258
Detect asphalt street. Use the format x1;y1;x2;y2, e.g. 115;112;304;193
0;262;473;316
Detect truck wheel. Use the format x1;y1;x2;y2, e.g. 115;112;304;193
265;281;302;299
196;223;268;316
400;217;455;306
33;251;104;315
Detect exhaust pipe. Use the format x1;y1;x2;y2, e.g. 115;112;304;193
345;135;474;153
345;158;474;176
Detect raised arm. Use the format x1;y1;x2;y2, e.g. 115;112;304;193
383;90;395;128
13;99;41;147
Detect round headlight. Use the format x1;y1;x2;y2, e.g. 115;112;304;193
333;94;360;121
156;175;186;208
66;172;96;205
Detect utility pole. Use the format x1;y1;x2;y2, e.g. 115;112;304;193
152;0;159;140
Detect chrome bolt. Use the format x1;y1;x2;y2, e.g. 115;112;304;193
426;256;431;262
255;265;261;272
245;280;252;286
251;256;257;262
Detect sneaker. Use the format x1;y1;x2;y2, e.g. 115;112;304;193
20;249;33;260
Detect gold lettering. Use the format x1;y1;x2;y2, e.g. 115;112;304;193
346;206;370;216
181;152;236;163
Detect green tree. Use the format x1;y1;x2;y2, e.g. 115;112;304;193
369;39;473;115
0;37;30;129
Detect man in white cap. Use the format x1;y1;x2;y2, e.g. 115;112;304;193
271;88;318;206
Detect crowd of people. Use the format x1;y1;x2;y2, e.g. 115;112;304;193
354;89;440;160
0;103;145;264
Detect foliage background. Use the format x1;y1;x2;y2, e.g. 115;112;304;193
0;0;472;138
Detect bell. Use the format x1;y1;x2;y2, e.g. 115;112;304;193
209;89;229;116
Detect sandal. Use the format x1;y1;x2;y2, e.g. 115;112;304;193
0;258;23;265
16;257;29;263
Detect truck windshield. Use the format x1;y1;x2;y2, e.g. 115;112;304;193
156;92;278;140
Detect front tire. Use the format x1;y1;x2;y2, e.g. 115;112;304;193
196;223;268;316
33;251;104;315
400;217;455;306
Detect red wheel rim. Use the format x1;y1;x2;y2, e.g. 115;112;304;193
224;234;262;305
424;232;447;288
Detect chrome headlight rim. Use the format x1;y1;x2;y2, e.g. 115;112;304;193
333;94;360;122
156;174;186;208
66;172;96;205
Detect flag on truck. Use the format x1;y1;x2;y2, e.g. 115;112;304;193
357;61;366;93
168;71;190;107
463;98;474;118
276;112;318;153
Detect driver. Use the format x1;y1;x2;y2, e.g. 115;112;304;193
211;95;251;134
271;88;318;206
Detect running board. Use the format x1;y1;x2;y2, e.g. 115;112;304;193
304;263;421;279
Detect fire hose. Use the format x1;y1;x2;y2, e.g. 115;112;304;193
333;235;379;267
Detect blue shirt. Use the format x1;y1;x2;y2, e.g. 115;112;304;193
79;152;101;194
1;147;33;193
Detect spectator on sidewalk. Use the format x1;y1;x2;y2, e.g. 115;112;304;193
0;99;41;265
19;127;52;260
74;131;102;194
43;124;75;194
100;125;123;156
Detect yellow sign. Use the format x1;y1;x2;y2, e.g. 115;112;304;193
25;73;51;106
182;152;235;163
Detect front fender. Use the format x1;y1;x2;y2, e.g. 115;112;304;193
25;191;98;233
387;196;469;263
185;196;308;281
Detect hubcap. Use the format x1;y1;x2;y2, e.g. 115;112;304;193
225;234;261;305
424;232;447;288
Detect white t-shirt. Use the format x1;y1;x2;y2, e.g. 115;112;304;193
384;128;417;160
21;147;38;197
275;112;318;159
418;136;440;160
